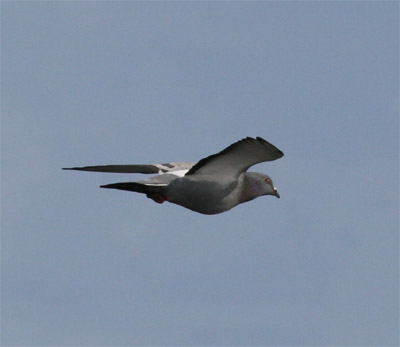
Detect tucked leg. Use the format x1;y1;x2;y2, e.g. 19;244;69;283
147;193;171;204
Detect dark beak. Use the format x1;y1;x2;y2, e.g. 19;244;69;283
273;187;280;198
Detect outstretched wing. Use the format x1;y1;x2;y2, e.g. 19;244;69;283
186;137;283;178
63;162;195;176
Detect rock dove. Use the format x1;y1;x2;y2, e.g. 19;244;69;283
63;137;284;215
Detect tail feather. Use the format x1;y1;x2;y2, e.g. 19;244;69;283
100;182;164;194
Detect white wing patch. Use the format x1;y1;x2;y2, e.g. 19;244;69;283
168;169;188;177
154;162;195;176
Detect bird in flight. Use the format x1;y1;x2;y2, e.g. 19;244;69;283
63;137;283;215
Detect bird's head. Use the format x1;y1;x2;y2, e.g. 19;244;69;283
244;172;280;200
262;174;280;198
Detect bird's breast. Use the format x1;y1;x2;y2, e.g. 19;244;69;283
166;177;239;214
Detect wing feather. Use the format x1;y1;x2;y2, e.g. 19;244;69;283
63;162;195;174
185;137;283;177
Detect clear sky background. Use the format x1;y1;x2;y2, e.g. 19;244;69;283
2;2;399;346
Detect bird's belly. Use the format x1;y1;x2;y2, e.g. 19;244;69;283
167;178;238;215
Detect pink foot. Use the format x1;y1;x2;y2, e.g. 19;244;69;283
147;193;171;204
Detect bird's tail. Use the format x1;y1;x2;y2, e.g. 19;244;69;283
100;181;170;204
100;181;164;194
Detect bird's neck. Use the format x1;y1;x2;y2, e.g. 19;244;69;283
239;174;261;203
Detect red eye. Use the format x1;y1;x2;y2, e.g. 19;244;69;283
265;178;271;184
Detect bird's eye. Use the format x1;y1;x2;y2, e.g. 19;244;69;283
265;178;271;184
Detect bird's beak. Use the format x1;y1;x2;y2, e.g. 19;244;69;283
273;187;280;198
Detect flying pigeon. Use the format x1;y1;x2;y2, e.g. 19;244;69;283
63;137;284;215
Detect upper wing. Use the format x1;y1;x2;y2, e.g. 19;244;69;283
185;137;283;177
63;162;196;176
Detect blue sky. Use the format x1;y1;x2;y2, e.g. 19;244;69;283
2;2;399;346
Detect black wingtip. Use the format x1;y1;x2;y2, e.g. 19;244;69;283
100;184;116;189
255;136;284;158
62;167;81;171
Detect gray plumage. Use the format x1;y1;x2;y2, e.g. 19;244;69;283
63;137;283;215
